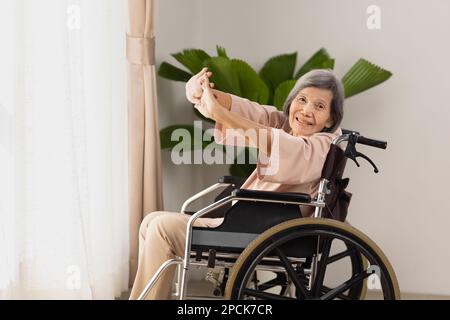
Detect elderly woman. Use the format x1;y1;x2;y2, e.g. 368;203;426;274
129;68;345;300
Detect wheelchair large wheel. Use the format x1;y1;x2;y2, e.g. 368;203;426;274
240;243;367;300
224;218;400;300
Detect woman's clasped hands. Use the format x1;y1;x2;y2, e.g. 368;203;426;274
186;68;224;122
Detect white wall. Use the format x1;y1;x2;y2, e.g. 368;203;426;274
155;0;450;295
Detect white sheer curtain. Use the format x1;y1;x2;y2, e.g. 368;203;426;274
0;0;129;299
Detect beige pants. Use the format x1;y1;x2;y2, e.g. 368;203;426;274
129;211;223;300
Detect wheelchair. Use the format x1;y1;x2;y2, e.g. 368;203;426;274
138;129;401;300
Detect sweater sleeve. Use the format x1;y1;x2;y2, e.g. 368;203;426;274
213;94;287;146
256;128;339;185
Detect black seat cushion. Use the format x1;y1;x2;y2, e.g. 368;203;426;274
192;199;304;252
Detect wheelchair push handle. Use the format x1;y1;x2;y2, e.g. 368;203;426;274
340;130;388;174
341;129;387;150
356;136;387;150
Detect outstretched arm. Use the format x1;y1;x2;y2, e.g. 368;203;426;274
186;68;286;128
200;78;273;156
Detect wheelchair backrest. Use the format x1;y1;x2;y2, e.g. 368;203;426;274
321;143;348;181
320;143;352;222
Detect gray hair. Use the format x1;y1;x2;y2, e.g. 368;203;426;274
283;69;344;133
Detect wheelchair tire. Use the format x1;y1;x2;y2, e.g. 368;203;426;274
224;218;400;300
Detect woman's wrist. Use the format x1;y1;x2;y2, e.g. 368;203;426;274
212;90;232;111
213;101;227;123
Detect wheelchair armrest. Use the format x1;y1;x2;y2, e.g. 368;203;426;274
181;176;245;216
181;182;230;214
232;189;311;204
218;176;246;188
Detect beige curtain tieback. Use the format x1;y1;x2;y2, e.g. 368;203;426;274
126;34;155;65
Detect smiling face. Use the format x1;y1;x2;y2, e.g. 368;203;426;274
288;87;334;137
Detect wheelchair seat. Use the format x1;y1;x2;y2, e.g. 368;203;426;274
191;189;312;254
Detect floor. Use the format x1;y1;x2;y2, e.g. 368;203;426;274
118;280;450;300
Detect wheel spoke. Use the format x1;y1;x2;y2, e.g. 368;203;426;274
321;286;352;300
242;288;296;300
258;274;287;291
313;237;333;296
274;247;310;299
327;249;352;265
320;271;370;300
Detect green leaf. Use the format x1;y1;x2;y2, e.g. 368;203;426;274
295;48;335;79
273;80;297;110
158;62;192;82
229;163;252;178
216;45;229;59
160;124;213;151
342;59;393;98
193;108;215;124
259;52;297;96
229;148;257;178
204;57;242;96
231;59;269;104
229;162;256;178
171;49;211;74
